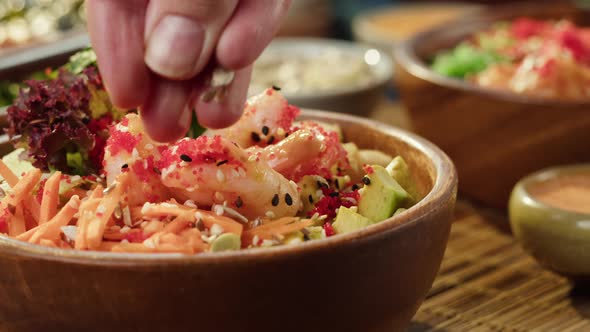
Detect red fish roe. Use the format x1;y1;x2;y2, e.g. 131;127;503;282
107;126;141;156
554;27;590;64
36;178;47;203
308;187;360;220
277;104;300;131
323;222;335;237
0;207;10;234
131;156;156;183
363;165;374;174
158;135;242;169
123;231;151;243
511;17;548;40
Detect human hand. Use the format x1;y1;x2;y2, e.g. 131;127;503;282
86;0;291;141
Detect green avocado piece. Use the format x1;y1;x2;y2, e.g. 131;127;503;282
283;231;304;245
210;233;241;252
305;226;325;240
333;206;374;234
358;165;410;222
298;175;329;214
386;156;421;202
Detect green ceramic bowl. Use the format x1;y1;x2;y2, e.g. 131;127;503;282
509;164;590;280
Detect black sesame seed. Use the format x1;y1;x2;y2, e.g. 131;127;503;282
362;177;371;185
82;117;90;124
153;167;161;175
272;85;281;91
251;132;261;142
284;132;289;137
271;194;279;206
335;179;340;189
216;160;228;166
261;126;270;135
180;154;192;162
352;184;360;191
121;164;128;169
316;180;323;189
308;194;314;203
235;196;243;208
329;192;339;197
267;136;275;144
285;193;293;206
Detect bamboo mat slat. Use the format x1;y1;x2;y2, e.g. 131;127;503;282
408;200;590;332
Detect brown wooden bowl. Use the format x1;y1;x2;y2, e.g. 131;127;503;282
394;2;590;209
0;110;456;332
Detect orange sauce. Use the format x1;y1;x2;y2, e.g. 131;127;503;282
530;174;590;215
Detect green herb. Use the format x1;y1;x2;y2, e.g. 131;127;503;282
431;43;507;78
64;48;98;74
186;111;206;138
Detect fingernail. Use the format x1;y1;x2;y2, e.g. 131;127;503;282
145;15;204;79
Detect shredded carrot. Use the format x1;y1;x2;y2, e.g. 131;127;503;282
199;211;243;236
8;204;26;237
86;174;128;250
0;159;19;186
181;228;207;252
28;195;80;244
23;200;40;225
4;169;41;207
74;197;101;250
39;171;61;224
163;212;194;234
141;203;190;218
243;218;313;244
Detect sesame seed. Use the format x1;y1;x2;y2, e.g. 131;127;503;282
238;168;246;177
265;211;276;218
362;177;371;185
195;219;205;231
145;143;154;150
121;164;128;169
184;200;197;208
143;239;156;249
180;154;192;162
216;160;228;166
247;154;257;162
285;193;293;206
251;132;261;142
352;184;360;191
329;192;339;198
121;239;130;245
96;204;107;214
267;136;275;144
210;223;224;236
214;192;225;202
308;195;314;203
335;179;340;189
153;167;161;175
272;85;281;91
271;194;279;206
120;226;131;234
216;169;225;182
103;183;117;195
261;126;270;135
235;196;243;208
161;202;177;208
213;204;224;216
277;127;286;136
252;235;260;246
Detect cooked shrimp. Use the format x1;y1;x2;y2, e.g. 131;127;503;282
249;121;350;181
210;88;300;148
158;135;300;220
103;114;170;205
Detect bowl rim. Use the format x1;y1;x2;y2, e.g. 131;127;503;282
513;163;590;219
393;2;590;107
253;37;394;99
0;109;457;266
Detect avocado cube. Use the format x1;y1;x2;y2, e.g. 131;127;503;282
333;206;374;234
386;156;420;203
358;165;410;222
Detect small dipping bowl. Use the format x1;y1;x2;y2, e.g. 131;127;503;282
509;164;590;280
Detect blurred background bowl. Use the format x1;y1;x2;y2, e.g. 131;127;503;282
352;2;481;54
394;2;590;209
509;164;590;282
250;38;393;117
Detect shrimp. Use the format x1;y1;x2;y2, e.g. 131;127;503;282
103;114;170;206
158;135;301;220
210;88;300;148
248;121;350;182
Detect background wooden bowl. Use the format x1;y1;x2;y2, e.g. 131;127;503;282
0;110;457;332
394;2;590;209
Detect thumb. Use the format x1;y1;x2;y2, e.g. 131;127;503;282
144;0;239;80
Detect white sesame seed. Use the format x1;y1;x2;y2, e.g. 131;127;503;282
170;146;179;155
214;192;225;202
123;206;132;227
221;205;249;223
132;148;139;160
265;211;276;219
277;127;285;136
184;200;197;208
210;223;224;236
70;175;81;182
179;161;189;167
216;169;225;182
261;239;275;247
238;168;246;177
121;239;130;245
231;169;240;178
60;226;77;242
145;143;154;150
120;226;131;234
252;235;260;246
141;202;153;215
143;160;148;169
247;154;257;162
143;238;156;249
316;190;323;198
186;187;195;192
213;204;224;216
195;211;203;221
96;204;106;214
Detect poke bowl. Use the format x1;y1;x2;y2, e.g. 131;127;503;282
394;2;590;208
0;50;457;332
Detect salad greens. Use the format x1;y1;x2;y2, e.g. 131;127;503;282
431;43;506;79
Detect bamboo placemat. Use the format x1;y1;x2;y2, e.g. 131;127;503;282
408;201;590;332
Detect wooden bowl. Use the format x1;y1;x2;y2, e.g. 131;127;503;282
0;110;457;332
394;2;590;209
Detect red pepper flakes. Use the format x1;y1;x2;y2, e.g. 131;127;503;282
107;126;141;156
511;17;548;40
323;222;335;237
